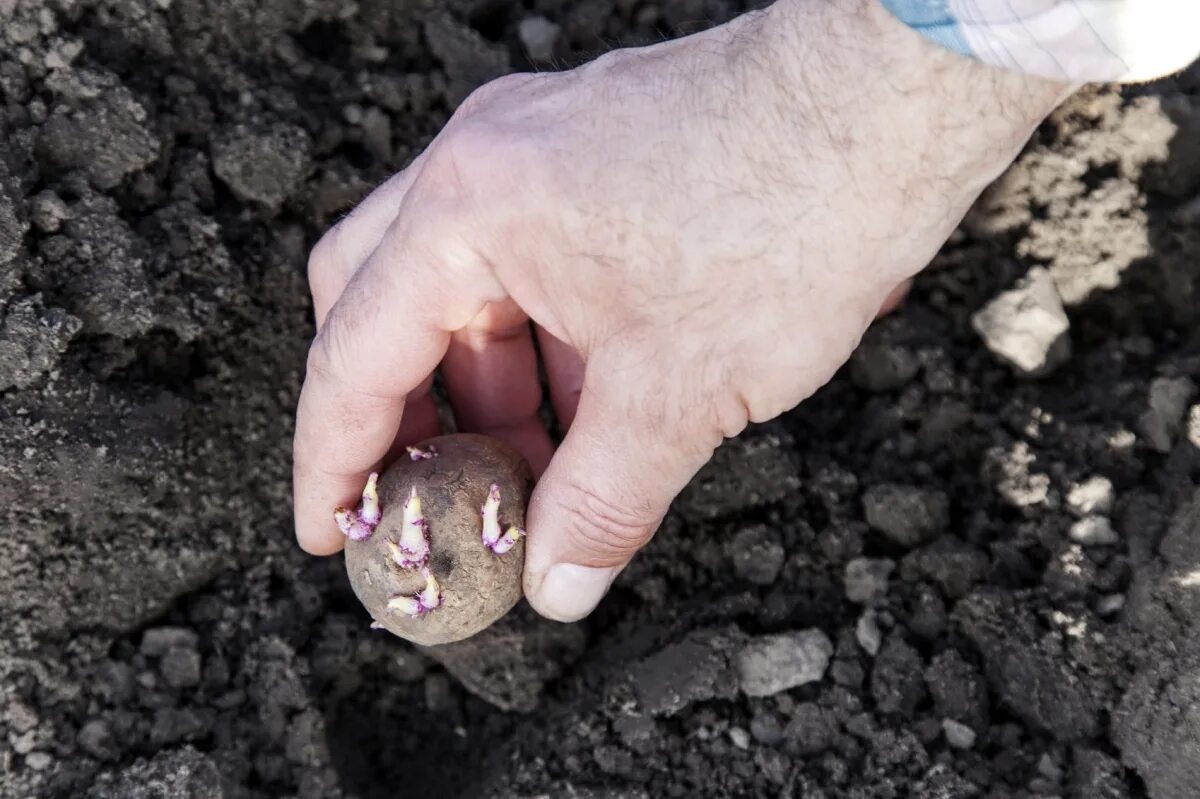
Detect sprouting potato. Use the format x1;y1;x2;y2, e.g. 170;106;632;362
338;433;533;646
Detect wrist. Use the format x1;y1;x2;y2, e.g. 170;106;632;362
744;0;1072;273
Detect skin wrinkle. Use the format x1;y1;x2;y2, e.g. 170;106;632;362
292;0;1077;620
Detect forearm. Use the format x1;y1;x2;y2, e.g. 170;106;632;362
751;0;1070;280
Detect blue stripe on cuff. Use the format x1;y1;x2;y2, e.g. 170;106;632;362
878;0;976;60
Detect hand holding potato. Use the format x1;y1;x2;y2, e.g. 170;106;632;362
293;0;1068;623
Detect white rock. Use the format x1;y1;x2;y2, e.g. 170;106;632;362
942;719;977;749
1187;404;1200;449
1066;476;1114;516
735;630;833;698
971;267;1070;376
25;751;52;770
1068;515;1119;546
728;726;751;750
855;611;883;657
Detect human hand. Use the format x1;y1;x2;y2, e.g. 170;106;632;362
293;0;1069;621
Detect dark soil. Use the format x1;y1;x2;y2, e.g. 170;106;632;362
2;1;1199;797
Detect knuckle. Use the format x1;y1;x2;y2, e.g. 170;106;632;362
556;481;657;563
419;128;492;208
455;73;533;115
306;225;342;292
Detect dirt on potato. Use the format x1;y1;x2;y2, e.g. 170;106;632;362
2;1;1200;798
345;434;531;646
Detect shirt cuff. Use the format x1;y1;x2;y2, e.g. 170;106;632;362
878;0;1200;83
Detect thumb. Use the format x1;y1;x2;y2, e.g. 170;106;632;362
523;372;725;622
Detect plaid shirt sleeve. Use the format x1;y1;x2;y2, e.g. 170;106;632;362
879;0;1200;83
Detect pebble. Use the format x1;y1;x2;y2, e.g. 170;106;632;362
1068;515;1119;546
783;702;837;755
25;752;52;770
29;190;70;233
4;699;38;733
517;16;560;63
971;267;1071;376
849;336;920;392
161;646;203;689
77;719;117;760
855;611;883;656
749;712;785;746
140;627;199;657
1066;476;1114;516
728;524;786;586
735;630;833;697
1139;376;1197;452
728;726;751;750
862;484;949;547
613;714;657;752
844;557;895;604
1096;593;1126;616
942;718;976;749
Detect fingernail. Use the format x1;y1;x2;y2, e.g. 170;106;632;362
533;563;617;622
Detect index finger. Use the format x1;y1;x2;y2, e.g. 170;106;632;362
292;203;505;554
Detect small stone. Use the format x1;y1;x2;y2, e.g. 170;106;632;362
424;608;586;713
736;630;833;697
924;649;988;728
844;557;895;604
359;107;392;163
140;627;199;657
160;647;203;689
25;752;52;771
1068;515;1119;546
1187;405;1200;449
849;334;920;392
4;699;38;733
632;627;741;715
750;712;785;746
902;537;990;599
37;87;161;190
830;657;865;689
93;661;136;704
783;702;837;755
517;16;561;63
1038;752;1064;782
862;484;950;547
29;190;70;233
971;267;1070;376
613;714;657;753
1066;476;1114;516
0;295;83;391
12;729;36;754
77;719;117;761
856;611;883;656
1095;593;1125;616
728;726;751;750
149;707;208;745
211;120;312;211
1138;377;1197;453
942;719;976;749
728;524;786;586
341;103;364;125
870;635;927;715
